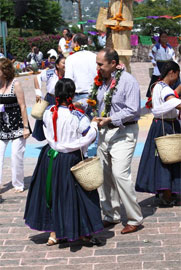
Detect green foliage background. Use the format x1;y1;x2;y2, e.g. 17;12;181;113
133;0;180;35
0;0;64;34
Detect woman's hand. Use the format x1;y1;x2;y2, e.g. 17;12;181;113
23;128;30;139
91;117;100;123
36;95;41;103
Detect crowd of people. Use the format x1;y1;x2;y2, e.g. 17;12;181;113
0;29;180;246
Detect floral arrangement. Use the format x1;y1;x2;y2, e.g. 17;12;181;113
65;39;72;49
87;64;125;117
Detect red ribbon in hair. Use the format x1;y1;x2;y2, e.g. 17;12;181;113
50;96;86;142
67;97;85;114
50;97;59;142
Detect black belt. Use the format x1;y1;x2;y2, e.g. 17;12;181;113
75;92;88;95
108;121;138;129
154;118;177;122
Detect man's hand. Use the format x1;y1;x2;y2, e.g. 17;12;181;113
73;102;82;109
91;117;100;123
96;117;111;128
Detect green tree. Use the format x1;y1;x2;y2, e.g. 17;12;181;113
0;0;64;34
133;0;180;35
0;0;15;27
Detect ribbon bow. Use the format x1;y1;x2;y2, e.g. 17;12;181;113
46;149;59;209
50;97;59;142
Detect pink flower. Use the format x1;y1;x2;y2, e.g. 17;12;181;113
116;63;125;70
110;79;116;89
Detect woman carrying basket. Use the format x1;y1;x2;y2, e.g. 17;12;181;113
135;61;181;206
24;78;103;246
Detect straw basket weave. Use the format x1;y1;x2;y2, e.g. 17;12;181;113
71;157;103;191
31;100;49;120
155;134;181;164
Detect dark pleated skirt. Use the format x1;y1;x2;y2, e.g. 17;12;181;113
135;119;181;194
24;144;103;241
32;93;55;141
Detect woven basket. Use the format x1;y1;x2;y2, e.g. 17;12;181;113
155;134;181;164
31;100;49;120
71;157;103;191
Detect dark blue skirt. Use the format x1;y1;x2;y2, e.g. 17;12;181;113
32;93;55;141
135;119;181;194
24;144;103;241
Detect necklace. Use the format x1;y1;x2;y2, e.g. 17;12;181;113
87;64;124;117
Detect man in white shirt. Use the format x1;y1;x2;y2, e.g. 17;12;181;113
58;28;70;54
64;33;97;102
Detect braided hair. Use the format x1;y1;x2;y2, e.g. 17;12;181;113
50;78;76;141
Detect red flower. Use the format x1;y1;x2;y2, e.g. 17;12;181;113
94;70;103;86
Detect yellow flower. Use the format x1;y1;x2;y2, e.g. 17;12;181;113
87;99;96;107
74;46;80;52
101;110;106;117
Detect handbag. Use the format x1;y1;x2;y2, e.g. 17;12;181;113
71;156;103;191
31;100;49;120
154;116;181;164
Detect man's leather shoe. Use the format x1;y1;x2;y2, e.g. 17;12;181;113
103;220;117;228
121;224;139;234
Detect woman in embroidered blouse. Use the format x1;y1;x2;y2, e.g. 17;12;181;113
32;54;65;141
146;31;176;98
0;58;30;193
24;78;103;246
136;61;181;206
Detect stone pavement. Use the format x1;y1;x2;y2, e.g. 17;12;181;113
0;63;181;270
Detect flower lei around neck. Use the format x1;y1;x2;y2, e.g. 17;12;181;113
69;44;89;55
73;44;89;52
87;64;125;117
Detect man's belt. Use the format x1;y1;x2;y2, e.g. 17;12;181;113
108;121;138;129
154;118;177;122
75;92;88;95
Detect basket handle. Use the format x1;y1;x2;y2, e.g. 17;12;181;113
161;114;165;136
160;85;176;136
80;147;84;161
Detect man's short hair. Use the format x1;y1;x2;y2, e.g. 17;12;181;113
73;33;88;46
100;48;119;65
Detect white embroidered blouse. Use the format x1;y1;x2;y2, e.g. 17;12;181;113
43;106;97;153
